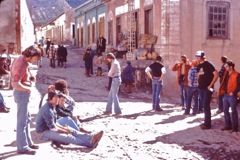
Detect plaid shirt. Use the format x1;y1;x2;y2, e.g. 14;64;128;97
48;45;57;59
219;64;226;84
188;67;198;87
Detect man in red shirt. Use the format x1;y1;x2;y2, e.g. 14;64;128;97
10;45;41;155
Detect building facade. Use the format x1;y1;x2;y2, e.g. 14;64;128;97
74;0;240;97
0;0;34;54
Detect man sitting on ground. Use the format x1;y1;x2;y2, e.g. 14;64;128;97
36;91;103;148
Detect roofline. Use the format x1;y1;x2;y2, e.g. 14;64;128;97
74;0;93;11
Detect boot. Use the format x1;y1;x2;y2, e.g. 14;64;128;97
86;69;91;77
128;85;132;93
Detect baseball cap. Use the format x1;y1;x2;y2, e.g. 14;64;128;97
195;51;205;57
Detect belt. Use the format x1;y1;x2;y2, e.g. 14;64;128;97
113;76;119;78
153;77;160;78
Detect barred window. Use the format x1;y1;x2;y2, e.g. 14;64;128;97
207;2;230;39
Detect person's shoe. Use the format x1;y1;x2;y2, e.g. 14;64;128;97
155;108;163;112
103;111;112;115
113;113;122;117
17;149;36;155
200;125;211;130
183;112;189;115
29;144;39;149
92;131;104;148
0;107;9;113
199;123;205;127
221;126;232;131
216;109;223;114
231;129;238;133
51;141;63;149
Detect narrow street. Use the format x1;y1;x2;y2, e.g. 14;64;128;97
0;45;240;160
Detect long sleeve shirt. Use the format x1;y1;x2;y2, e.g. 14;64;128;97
36;102;57;132
108;59;121;78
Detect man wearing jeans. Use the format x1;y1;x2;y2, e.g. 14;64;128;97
172;55;191;110
145;56;166;111
195;51;218;130
36;91;104;148
11;45;41;154
184;60;199;115
103;53;122;115
219;61;240;132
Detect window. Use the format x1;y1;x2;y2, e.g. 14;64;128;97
207;1;230;39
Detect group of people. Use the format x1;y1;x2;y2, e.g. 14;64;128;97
4;40;239;155
9;45;104;155
83;36;107;77
171;51;239;132
38;37;68;68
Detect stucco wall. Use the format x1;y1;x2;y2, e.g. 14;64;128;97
20;0;35;52
0;0;17;52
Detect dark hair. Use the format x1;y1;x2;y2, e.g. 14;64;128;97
221;56;227;63
156;55;162;62
22;45;40;58
54;79;68;94
226;60;235;69
47;91;58;101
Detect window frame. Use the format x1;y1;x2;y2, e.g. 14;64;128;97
206;1;230;39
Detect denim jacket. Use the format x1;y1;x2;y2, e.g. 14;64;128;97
36;101;57;132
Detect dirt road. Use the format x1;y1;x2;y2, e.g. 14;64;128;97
0;45;240;160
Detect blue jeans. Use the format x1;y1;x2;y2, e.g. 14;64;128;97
13;89;33;151
151;78;163;110
185;86;199;114
0;92;6;109
57;117;80;131
223;94;238;130
198;88;213;127
40;129;94;147
179;81;187;106
105;77;122;114
218;95;223;111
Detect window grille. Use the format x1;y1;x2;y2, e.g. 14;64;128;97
207;1;230;39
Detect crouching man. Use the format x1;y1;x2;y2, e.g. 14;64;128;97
35;91;103;148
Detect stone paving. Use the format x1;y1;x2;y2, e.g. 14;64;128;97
0;46;240;160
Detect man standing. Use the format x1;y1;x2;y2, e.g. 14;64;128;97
219;61;240;132
145;56;166;111
103;53;122;115
38;37;44;47
11;45;41;154
46;38;51;57
48;43;57;68
195;51;218;130
97;35;106;57
37;43;44;67
216;56;228;114
96;35;106;76
172;55;191;110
